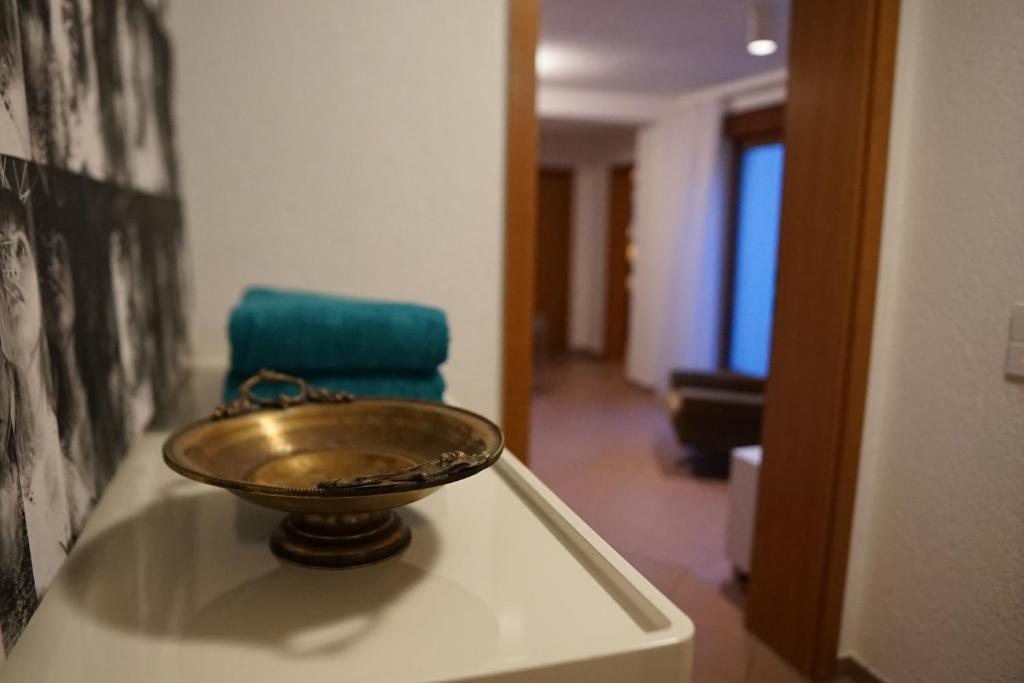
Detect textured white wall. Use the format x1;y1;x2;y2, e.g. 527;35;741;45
841;2;1024;681
167;0;507;418
624;72;783;389
627;98;726;389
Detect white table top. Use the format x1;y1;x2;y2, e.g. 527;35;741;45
1;395;693;682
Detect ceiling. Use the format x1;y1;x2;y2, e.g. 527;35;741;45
539;0;790;96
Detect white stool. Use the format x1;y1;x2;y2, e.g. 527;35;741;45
725;445;762;576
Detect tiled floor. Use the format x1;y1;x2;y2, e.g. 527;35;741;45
530;357;846;683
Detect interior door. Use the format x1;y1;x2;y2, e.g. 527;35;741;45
533;168;573;356
604;164;633;360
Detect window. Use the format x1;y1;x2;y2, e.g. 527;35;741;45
722;106;785;378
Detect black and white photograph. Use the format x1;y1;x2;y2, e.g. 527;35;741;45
0;0;31;159
135;193;187;398
30;167;184;496
107;197;155;437
0;178;36;657
0;158;72;606
16;0;177;192
0;160;37;661
18;0;108;177
41;174;125;489
0;153;187;658
92;0;176;192
29;169;98;531
90;0;129;185
116;0;176;194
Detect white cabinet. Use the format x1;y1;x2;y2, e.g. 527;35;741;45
1;432;694;682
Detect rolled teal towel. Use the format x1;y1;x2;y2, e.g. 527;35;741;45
222;370;446;404
229;287;448;375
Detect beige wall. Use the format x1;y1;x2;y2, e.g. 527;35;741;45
168;0;508;418
841;1;1024;680
566;164;611;355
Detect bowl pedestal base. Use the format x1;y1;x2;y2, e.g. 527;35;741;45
270;510;411;568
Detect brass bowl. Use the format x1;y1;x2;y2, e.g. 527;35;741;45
163;370;504;568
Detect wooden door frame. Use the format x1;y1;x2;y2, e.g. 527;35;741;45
501;0;899;678
603;164;633;361
718;105;785;370
745;1;901;679
501;0;539;463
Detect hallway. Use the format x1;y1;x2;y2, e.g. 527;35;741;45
530;357;828;683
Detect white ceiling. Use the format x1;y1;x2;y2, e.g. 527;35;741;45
539;0;790;96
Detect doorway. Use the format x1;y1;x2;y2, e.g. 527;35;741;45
504;0;900;680
531;107;787;682
534;168;573;363
604;164;632;361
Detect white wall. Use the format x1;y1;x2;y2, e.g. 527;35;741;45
538;86;669;126
167;0;507;418
623;71;784;389
841;2;1024;681
567;165;610;354
627;98;726;389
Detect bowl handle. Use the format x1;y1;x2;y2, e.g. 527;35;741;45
212;369;354;419
317;448;493;491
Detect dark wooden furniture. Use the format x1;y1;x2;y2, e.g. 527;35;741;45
668;370;766;478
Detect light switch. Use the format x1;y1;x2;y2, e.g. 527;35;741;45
1006;340;1024;381
1011;304;1024;342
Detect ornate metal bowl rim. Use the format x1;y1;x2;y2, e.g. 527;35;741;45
162;371;505;499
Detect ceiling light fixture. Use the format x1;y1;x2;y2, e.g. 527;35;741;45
535;46;563;78
746;3;778;57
